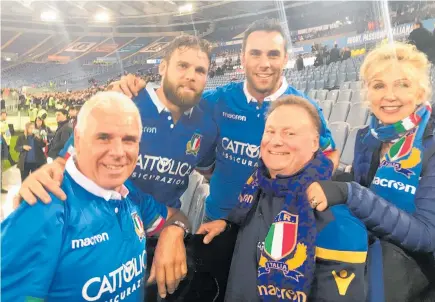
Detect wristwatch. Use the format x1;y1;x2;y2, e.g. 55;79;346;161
171;220;190;238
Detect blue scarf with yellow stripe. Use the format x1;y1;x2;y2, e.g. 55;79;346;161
229;150;333;301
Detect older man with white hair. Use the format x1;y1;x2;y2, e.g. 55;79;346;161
1;91;190;301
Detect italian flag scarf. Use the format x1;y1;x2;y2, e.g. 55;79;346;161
364;101;432;212
228;151;333;301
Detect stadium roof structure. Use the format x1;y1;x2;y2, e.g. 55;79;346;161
1;1;315;32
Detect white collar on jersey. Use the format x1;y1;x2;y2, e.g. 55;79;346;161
243;77;289;104
65;157;129;201
146;83;194;117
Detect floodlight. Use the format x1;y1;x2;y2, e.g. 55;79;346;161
40;10;57;22
94;11;110;22
179;3;193;13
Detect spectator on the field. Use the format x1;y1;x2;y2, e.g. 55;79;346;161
47;109;72;161
68;106;79;129
295;54;304;71
1;134;9;193
329;44;341;63
16;122;47;182
1;111;15;166
314;51;323;67
342;47;352;60
409;21;435;63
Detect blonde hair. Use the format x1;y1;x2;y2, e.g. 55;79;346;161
360;42;432;104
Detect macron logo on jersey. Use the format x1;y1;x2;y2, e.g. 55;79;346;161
72;233;109;249
372;177;416;195
143;126;157;134
222;112;247;122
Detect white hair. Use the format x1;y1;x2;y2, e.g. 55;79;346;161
76;91;142;138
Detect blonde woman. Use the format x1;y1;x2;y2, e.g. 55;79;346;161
307;43;435;301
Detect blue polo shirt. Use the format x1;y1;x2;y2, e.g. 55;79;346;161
1;157;168;302
59;84;218;208
200;79;335;220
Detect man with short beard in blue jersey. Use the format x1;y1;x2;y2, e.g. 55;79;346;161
16;35;218;211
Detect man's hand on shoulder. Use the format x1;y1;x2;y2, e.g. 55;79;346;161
106;74;147;98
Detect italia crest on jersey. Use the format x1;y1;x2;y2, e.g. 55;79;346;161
131;212;145;241
258;211;307;281
186;133;202;156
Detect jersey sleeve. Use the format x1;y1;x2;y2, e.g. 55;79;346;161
58;134;74;159
292;90;336;152
126;182;168;237
1;199;65;301
196;121;218;171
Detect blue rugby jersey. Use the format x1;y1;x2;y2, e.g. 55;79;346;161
200;79;335;220
59;84;218;208
1;157;168;302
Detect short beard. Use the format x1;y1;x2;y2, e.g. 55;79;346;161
162;76;202;112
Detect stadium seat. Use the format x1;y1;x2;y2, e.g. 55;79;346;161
329;101;351;123
346;72;358;82
365;113;372;125
339;126;364;171
295;81;301;91
299;81;307;93
340;82;350;90
350;81;363;90
316;90;328;101
326;90;339;102
326;74;337;89
187;183;210;233
337;89;352;102
346;102;370;128
307;80;315;92
315;79;325;90
308;90;317;99
350;89;364;103
336;75;345;89
320;100;334;120
180;171;204;215
329;122;350;156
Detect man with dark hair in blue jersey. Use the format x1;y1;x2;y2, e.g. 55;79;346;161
104;19;340;222
2;92;190;301
15;35;218;212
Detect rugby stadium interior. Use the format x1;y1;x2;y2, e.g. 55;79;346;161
2;0;435;300
2;0;435;224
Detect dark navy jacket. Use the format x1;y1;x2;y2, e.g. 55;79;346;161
348;125;435;253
